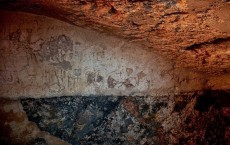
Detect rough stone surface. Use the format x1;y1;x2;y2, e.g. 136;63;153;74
0;1;229;145
18;90;230;145
0;0;229;75
0;10;229;98
0;10;174;98
0;98;70;145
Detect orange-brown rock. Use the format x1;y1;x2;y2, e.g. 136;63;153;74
0;0;229;75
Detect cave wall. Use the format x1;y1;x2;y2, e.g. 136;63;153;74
1;0;230;76
0;10;229;99
0;9;229;145
0;10;174;98
0;10;194;98
0;91;229;145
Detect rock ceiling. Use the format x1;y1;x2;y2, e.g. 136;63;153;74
0;0;230;75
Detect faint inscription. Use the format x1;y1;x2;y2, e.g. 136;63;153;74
96;75;103;82
39;35;73;70
107;76;117;88
87;72;95;85
126;68;133;76
74;69;82;76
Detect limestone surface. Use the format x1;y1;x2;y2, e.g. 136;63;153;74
0;0;229;75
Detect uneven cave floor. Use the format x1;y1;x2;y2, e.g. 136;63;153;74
0;90;229;145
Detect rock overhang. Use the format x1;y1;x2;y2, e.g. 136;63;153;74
0;0;229;75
